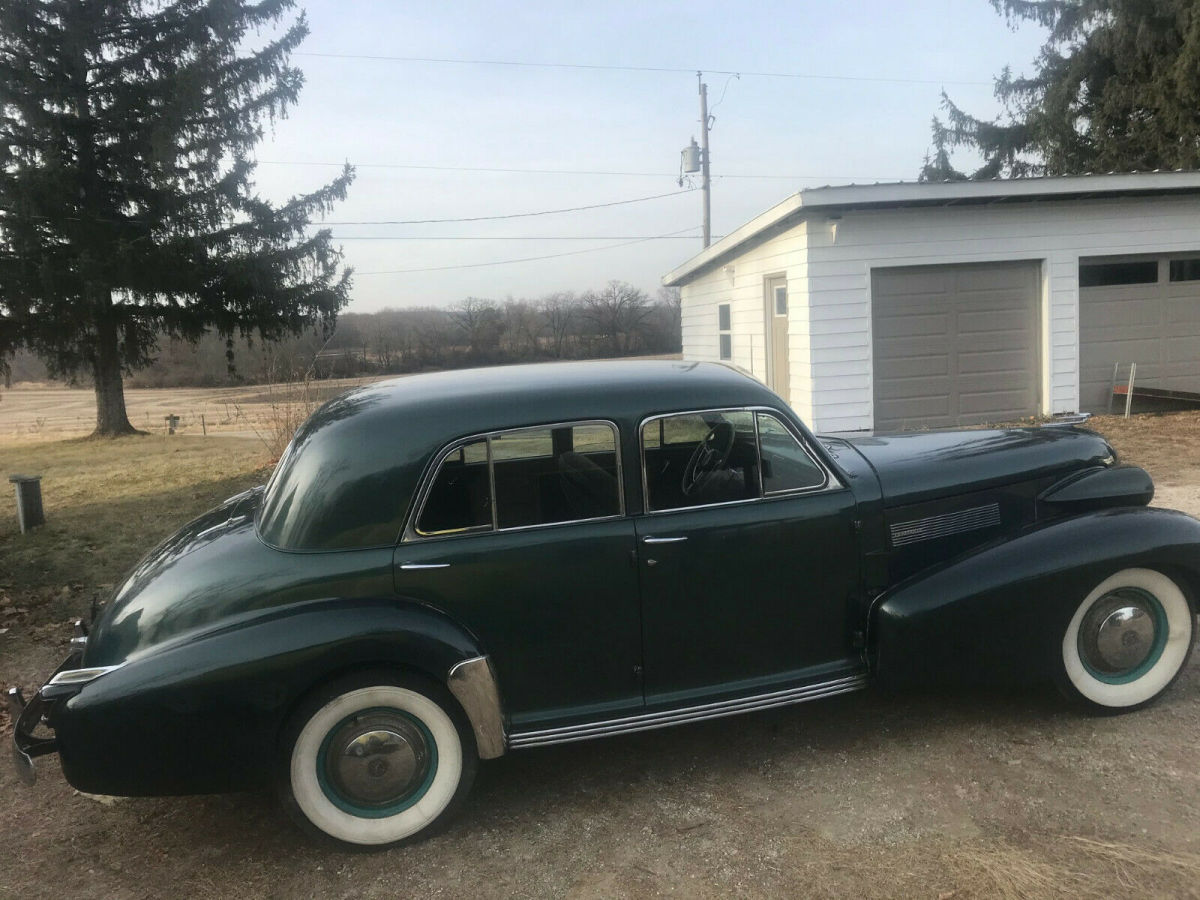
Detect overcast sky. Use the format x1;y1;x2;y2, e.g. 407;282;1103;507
252;0;1048;312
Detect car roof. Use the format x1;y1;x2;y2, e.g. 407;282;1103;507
345;359;777;430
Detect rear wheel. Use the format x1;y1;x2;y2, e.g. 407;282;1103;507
279;672;477;849
1059;567;1195;713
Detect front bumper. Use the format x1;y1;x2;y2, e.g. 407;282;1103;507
8;623;88;786
8;684;56;785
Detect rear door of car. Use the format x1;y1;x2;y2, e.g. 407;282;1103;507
635;408;862;704
393;420;644;732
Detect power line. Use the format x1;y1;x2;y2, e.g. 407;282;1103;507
356;228;701;275
295;52;991;86
310;189;694;225
259;159;907;181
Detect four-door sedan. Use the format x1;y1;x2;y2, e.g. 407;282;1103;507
10;360;1200;848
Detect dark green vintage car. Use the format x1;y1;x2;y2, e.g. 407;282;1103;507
10;360;1200;847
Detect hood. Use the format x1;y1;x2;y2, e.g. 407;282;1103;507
840;426;1115;508
85;487;394;666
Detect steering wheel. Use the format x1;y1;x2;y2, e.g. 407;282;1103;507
681;422;736;497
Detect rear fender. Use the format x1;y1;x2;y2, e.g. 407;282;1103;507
870;507;1200;689
53;597;494;795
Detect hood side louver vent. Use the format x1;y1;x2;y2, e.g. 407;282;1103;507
890;502;1002;548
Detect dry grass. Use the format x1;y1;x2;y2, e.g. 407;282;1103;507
0;434;270;630
940;835;1200;899
1085;409;1200;472
246;376;323;461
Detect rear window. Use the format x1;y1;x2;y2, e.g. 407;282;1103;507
257;398;413;551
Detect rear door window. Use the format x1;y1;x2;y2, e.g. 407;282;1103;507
416;439;492;535
415;422;622;536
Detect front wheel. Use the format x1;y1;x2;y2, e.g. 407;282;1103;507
279;671;478;849
1059;567;1196;713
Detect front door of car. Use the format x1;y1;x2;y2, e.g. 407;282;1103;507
635;409;861;704
393;421;644;732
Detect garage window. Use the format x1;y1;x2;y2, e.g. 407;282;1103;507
1169;258;1200;282
718;302;732;360
1080;261;1158;287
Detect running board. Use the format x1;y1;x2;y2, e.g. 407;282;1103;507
508;672;869;749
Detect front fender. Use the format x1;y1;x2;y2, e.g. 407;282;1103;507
871;507;1200;689
53;596;486;796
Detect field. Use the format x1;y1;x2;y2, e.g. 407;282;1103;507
0;378;385;443
2;410;1200;898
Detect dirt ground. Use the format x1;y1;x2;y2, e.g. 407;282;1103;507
3;412;1200;898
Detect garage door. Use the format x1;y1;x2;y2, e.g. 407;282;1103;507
872;261;1040;432
1079;257;1200;412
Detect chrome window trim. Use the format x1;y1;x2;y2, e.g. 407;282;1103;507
404;418;625;542
638;405;841;515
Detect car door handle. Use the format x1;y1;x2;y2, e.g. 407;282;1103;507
399;563;450;570
642;536;687;544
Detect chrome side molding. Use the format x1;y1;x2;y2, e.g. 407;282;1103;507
447;656;507;760
508;672;868;749
889;502;1001;548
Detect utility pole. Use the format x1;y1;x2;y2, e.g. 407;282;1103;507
698;72;711;248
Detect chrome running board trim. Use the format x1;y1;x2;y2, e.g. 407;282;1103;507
508;672;868;749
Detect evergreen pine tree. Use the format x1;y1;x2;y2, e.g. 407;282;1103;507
0;0;353;435
925;0;1200;180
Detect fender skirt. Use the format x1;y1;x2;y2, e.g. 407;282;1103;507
871;507;1200;689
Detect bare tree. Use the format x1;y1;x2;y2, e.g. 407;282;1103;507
502;299;543;359
657;287;682;348
580;281;652;356
449;298;506;361
540;292;578;359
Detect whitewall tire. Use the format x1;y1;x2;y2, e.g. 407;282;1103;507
1060;568;1196;712
280;672;477;848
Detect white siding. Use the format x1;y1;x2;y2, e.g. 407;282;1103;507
813;197;1200;429
680;195;1200;432
679;223;814;420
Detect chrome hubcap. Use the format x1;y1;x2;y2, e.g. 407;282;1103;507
324;713;430;808
1078;589;1160;676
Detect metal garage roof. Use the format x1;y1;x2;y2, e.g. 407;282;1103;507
663;171;1200;287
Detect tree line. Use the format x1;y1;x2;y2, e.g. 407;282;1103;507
5;282;681;389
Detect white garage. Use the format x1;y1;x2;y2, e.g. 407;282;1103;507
1078;256;1200;412
663;173;1200;433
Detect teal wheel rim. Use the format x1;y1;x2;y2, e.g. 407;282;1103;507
1077;588;1169;685
315;706;439;818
